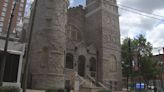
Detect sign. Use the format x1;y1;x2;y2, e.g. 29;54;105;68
136;83;144;89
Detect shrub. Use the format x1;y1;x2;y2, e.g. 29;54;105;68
99;90;112;92
45;88;66;92
0;86;20;92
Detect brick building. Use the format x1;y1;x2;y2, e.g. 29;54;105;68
0;0;26;87
0;0;26;34
153;48;164;91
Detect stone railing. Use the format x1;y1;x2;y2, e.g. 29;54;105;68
86;74;108;89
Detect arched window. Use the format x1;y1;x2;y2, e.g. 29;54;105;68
110;55;117;72
65;53;74;69
67;25;82;42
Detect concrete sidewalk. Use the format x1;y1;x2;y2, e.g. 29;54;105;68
22;89;44;92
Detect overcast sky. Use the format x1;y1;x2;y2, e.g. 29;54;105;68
27;0;164;54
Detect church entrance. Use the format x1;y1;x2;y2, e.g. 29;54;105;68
78;55;86;77
89;57;97;78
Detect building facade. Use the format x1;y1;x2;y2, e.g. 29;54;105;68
0;0;26;34
0;0;26;88
153;48;164;91
28;0;122;91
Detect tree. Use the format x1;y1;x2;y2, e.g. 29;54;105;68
140;56;159;84
121;34;160;87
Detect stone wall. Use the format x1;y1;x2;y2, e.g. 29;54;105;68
85;0;122;91
29;0;68;89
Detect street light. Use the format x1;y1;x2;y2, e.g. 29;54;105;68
0;0;19;86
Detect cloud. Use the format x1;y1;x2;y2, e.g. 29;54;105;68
146;23;164;48
118;0;164;13
118;0;164;50
69;0;75;6
69;0;86;7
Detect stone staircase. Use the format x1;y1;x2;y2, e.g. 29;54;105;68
77;74;107;92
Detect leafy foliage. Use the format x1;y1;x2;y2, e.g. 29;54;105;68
121;34;160;83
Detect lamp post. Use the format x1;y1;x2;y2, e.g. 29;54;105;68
22;0;38;92
0;0;19;86
122;60;130;92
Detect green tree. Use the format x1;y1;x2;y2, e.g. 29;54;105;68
121;35;160;86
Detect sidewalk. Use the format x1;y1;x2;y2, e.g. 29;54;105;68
22;89;44;92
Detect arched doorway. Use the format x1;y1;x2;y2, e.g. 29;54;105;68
65;53;74;69
89;57;97;78
78;55;86;77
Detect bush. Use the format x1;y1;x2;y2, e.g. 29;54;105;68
0;86;20;92
45;88;66;92
99;90;112;92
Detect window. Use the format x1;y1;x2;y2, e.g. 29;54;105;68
67;25;82;42
20;3;24;7
0;22;3;26
65;53;74;69
0;17;4;21
18;12;22;16
3;3;8;7
2;8;7;12
0;28;2;32
19;7;23;11
1;12;6;16
21;0;24;3
109;55;117;72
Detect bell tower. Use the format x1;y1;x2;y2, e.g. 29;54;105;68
85;0;122;90
29;0;69;89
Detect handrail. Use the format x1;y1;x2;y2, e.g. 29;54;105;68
87;74;108;89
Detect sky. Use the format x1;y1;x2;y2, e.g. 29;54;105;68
26;0;164;55
69;0;164;55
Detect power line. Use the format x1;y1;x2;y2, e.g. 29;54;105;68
118;3;164;19
119;7;164;21
153;47;163;49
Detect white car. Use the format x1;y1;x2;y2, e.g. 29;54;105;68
148;85;154;90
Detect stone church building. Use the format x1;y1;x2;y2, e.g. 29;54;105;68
27;0;122;91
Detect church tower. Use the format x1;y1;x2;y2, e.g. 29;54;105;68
28;0;68;89
85;0;122;90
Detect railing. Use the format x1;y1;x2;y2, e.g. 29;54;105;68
70;71;108;89
86;74;108;89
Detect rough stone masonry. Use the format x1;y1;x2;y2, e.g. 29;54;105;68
28;0;68;89
28;0;122;91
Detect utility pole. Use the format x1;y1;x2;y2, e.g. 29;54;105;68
0;0;19;86
22;0;38;92
128;38;132;91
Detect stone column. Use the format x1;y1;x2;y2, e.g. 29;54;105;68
29;0;69;89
